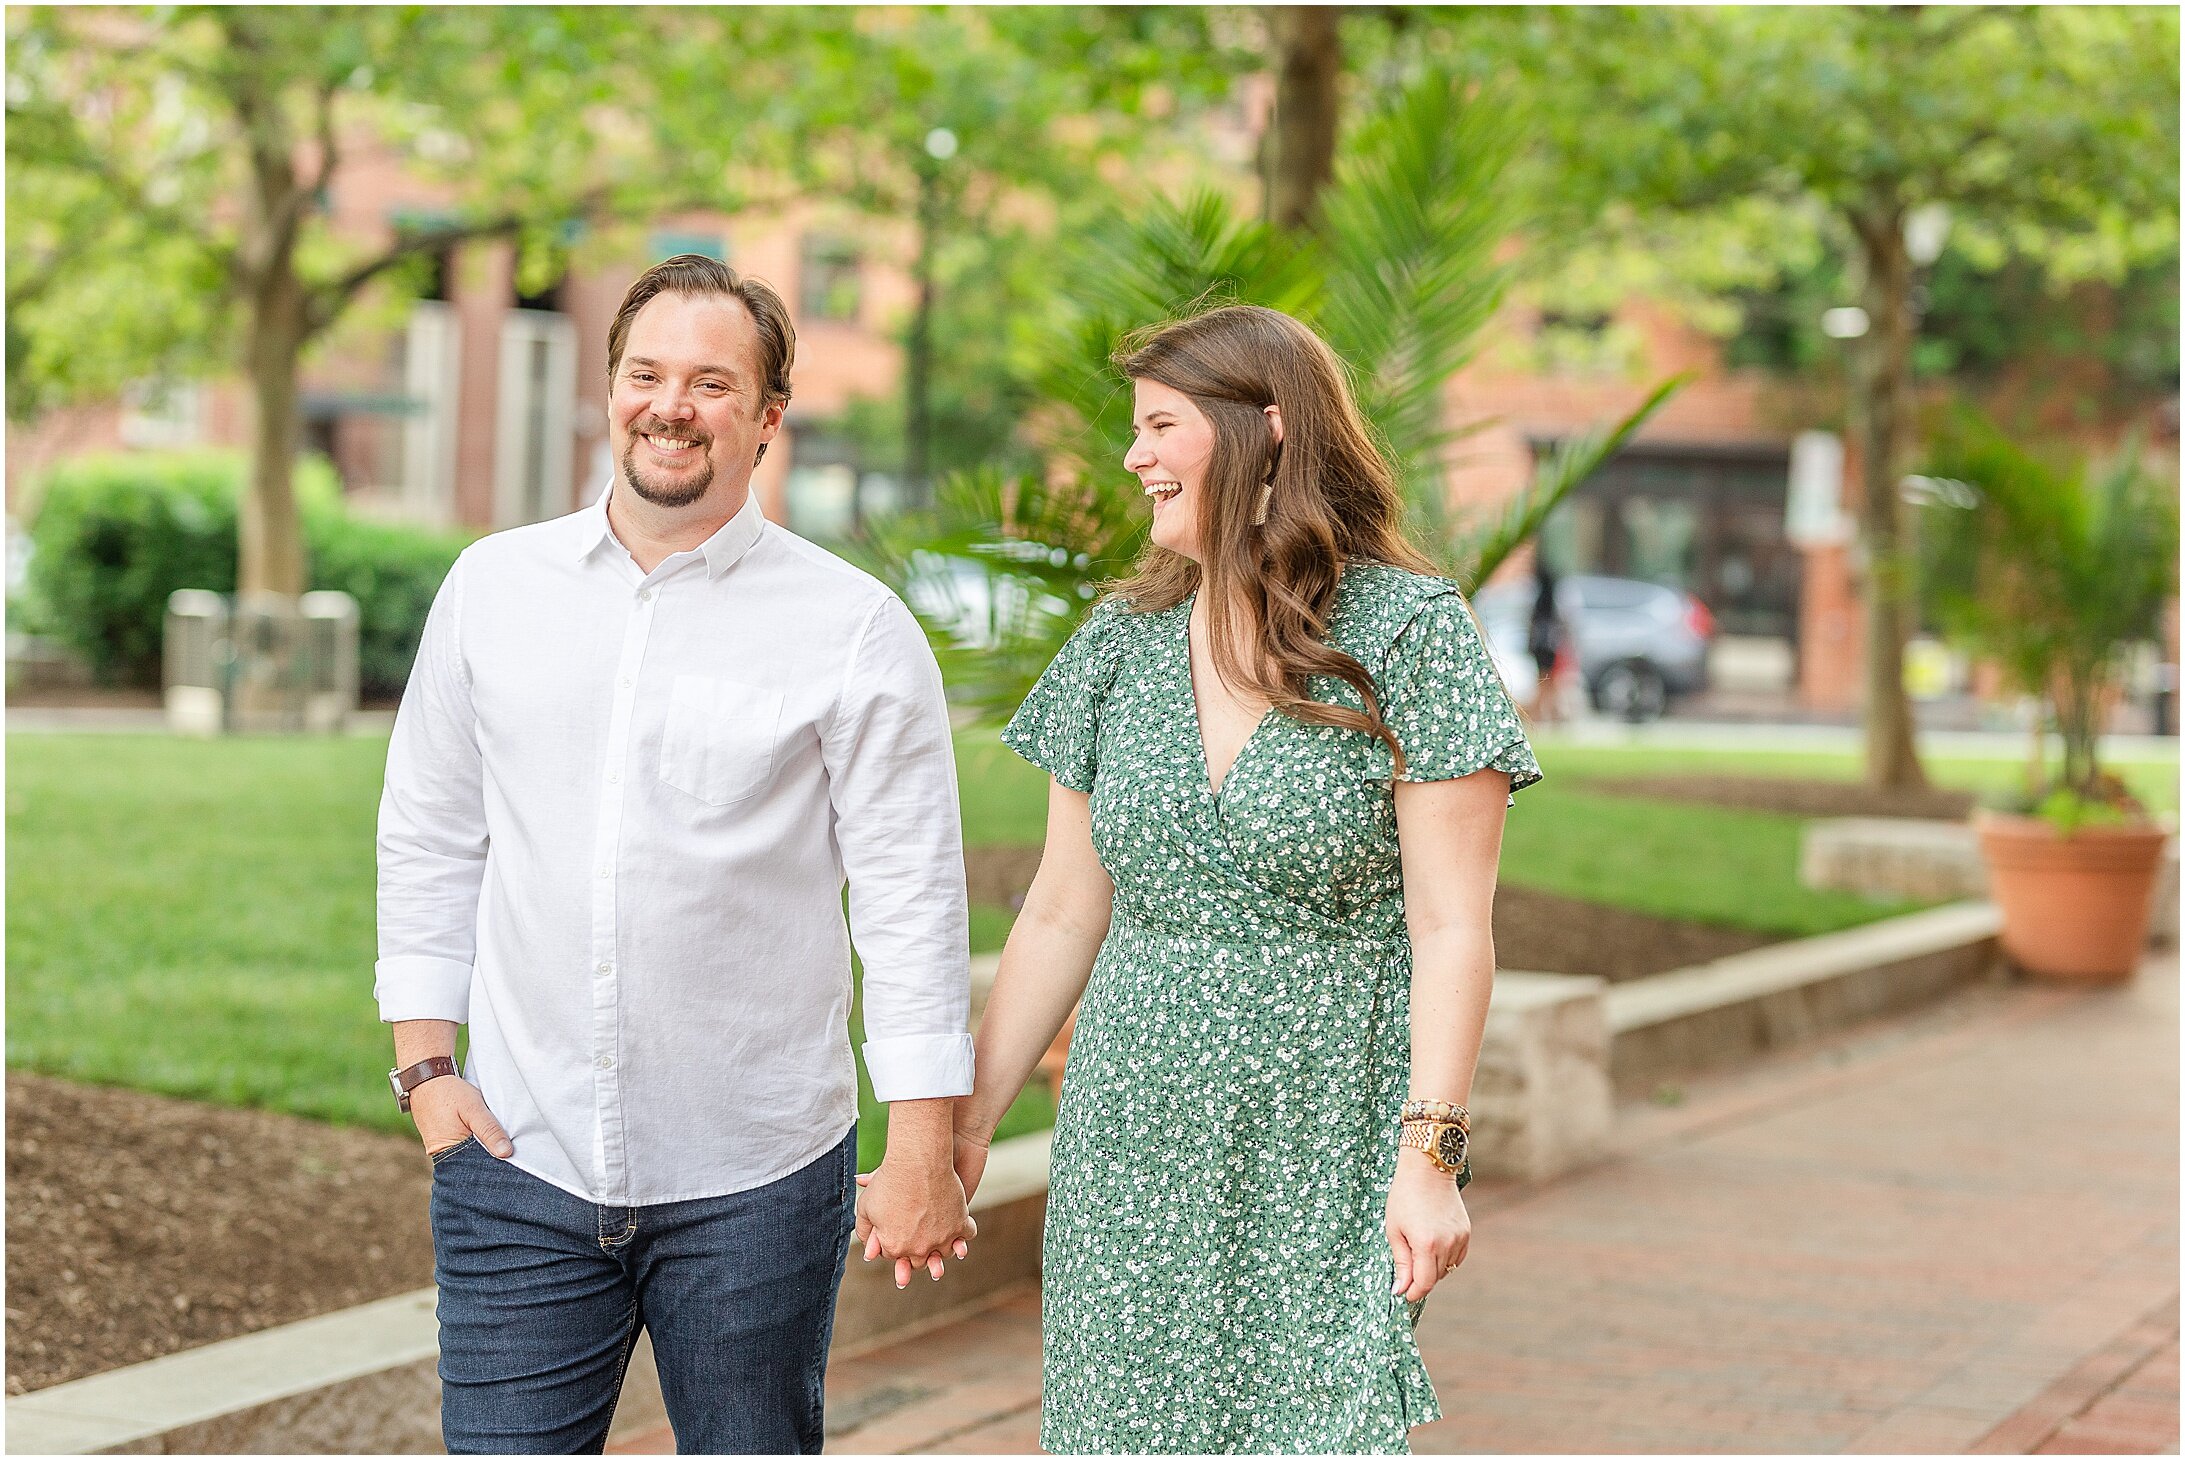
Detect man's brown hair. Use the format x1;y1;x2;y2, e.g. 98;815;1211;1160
605;254;796;415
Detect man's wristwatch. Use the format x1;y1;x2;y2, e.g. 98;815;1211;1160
1399;1117;1470;1178
389;1056;460;1113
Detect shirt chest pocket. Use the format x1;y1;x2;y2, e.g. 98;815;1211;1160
658;673;785;806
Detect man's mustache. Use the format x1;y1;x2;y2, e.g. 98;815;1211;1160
632;419;712;444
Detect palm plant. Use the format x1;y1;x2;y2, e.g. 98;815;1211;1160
857;68;1682;723
1919;410;2179;817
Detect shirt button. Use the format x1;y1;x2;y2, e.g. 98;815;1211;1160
597;961;613;975
607;771;620;784
597;867;611;879
637;590;652;603
620;675;633;687
595;1055;615;1070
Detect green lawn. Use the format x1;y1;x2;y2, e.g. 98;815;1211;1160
3;733;1037;1166
12;728;2172;1159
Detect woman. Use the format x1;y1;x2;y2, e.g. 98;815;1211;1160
953;304;1540;1453
1526;557;1574;725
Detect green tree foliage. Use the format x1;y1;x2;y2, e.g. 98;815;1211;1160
795;8;1252;504
1457;5;2180;788
5;7;813;596
858;69;1679;722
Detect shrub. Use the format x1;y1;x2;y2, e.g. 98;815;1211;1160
22;449;470;696
302;509;466;698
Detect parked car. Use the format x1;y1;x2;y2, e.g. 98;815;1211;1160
1474;573;1714;722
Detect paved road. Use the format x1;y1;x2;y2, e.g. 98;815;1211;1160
621;953;2178;1454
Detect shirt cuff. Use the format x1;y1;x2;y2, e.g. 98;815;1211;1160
862;1032;975;1103
373;956;474;1024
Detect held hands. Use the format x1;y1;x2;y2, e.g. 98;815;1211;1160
410;1076;514;1160
1386;1151;1470;1302
853;1156;977;1290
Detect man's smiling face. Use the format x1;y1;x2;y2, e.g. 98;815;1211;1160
608;291;784;511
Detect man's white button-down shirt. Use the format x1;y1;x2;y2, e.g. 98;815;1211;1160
374;487;973;1206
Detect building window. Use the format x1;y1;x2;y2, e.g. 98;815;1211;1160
649;230;728;263
1535;441;1800;641
798;234;862;322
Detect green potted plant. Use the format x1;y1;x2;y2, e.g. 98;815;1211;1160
1919;412;2178;980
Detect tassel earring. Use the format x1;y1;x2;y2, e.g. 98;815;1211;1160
1253;435;1282;526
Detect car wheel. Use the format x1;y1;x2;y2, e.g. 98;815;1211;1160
1597;660;1668;723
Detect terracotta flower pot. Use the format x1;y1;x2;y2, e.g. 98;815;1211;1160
1973;812;2171;981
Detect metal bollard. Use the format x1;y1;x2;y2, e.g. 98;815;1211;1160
162;590;229;737
298;591;361;734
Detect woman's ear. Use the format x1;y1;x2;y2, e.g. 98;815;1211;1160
1264;402;1285;445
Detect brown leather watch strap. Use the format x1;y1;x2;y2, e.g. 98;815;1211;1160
391;1055;459;1113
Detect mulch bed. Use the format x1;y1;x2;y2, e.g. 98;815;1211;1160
1490;885;1772;980
5;1072;434;1395
1578;774;1978;822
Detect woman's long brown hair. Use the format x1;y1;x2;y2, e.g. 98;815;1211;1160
1108;304;1439;773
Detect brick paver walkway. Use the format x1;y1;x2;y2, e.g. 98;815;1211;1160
615;954;2178;1454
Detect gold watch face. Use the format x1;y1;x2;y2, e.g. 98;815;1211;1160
1435;1125;1468;1168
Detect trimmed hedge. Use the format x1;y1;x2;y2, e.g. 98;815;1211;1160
23;450;472;698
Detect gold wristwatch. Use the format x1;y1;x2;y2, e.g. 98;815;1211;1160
1398;1117;1470;1177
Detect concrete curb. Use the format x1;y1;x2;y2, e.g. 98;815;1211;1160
1605;900;2005;1097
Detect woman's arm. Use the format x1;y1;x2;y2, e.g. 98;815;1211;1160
952;778;1115;1197
1386;766;1512;1301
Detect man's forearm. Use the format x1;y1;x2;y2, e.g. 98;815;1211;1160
392;1019;460;1068
880;1096;956;1170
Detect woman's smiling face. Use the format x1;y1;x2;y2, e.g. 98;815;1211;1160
1124;377;1216;560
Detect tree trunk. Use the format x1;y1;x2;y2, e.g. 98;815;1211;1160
241;270;309;597
227;12;312;600
904;162;938;509
1263;7;1342;233
1852;212;1928;790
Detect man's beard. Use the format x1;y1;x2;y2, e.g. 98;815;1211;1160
620;435;715;508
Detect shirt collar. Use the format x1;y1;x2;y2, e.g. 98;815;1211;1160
574;481;768;581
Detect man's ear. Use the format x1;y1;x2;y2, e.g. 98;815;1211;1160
755;400;786;464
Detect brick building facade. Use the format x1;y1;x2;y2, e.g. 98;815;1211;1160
9;125;2171;716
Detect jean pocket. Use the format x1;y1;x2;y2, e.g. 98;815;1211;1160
658;673;784;806
428;1135;479;1167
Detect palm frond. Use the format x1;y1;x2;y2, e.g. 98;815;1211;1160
1448;374;1688;593
1318;73;1522;514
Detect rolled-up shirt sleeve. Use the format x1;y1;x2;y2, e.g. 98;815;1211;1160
824;594;975;1102
374;553;487;1024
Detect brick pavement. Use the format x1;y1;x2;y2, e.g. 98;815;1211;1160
614;954;2177;1454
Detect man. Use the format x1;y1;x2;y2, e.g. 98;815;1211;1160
376;255;977;1454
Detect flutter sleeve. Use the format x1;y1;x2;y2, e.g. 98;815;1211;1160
1373;589;1543;798
999;599;1133;792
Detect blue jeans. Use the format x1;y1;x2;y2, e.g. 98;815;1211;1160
429;1126;858;1454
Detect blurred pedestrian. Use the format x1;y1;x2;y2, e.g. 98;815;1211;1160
944;304;1541;1452
1526;556;1578;725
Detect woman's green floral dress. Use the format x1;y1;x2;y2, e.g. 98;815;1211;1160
1000;562;1542;1455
